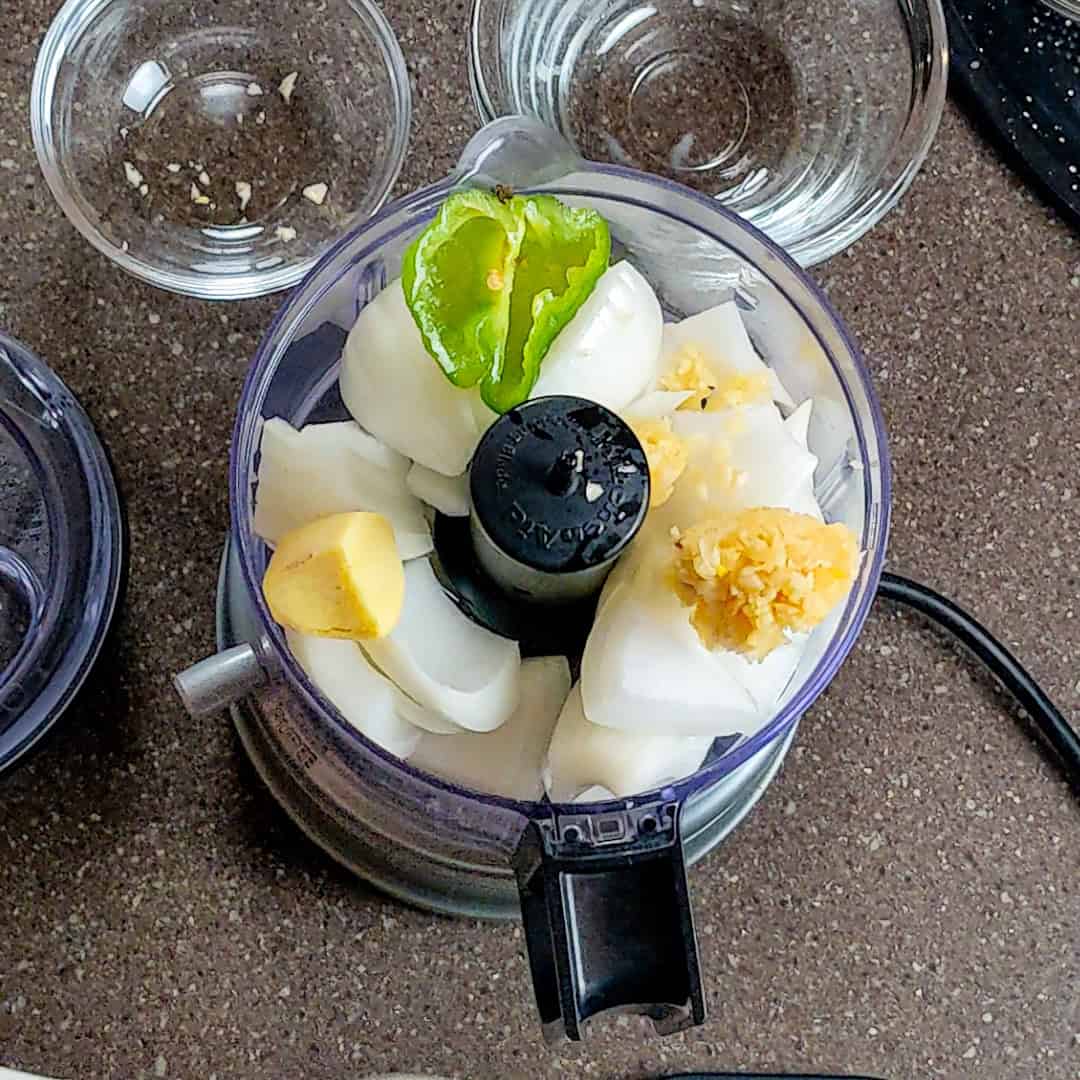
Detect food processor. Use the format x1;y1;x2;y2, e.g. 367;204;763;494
174;118;891;1041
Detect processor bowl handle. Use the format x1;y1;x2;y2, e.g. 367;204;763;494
453;114;585;190
514;800;705;1043
173;642;275;718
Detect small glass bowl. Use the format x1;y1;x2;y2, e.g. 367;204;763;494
31;0;411;300
469;0;948;266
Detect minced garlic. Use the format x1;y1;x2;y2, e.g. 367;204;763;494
123;161;144;188
704;369;771;411
661;343;771;411
660;345;718;408
629;418;687;508
279;71;300;104
671;508;859;659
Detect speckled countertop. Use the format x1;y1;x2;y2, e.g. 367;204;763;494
1;2;1078;1079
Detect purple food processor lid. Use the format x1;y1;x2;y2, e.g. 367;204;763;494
0;332;124;776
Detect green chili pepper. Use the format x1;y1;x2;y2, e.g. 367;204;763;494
402;189;611;413
483;195;611;413
401;188;525;390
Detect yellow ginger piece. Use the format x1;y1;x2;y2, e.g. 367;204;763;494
629;417;688;507
263;512;404;639
670;508;859;659
660;344;771;411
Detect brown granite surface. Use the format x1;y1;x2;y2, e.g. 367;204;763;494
1;2;1079;1079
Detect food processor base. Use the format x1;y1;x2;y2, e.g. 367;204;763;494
217;538;798;919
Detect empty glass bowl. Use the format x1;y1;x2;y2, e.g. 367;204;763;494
31;0;411;300
469;0;948;266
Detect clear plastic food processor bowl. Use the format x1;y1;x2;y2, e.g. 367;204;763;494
176;119;890;1038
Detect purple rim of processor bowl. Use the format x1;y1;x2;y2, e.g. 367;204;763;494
230;162;891;819
0;333;124;776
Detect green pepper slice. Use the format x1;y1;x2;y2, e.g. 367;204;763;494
481;195;611;414
402;189;611;413
401;189;525;389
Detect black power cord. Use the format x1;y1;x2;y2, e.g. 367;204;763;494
878;573;1080;800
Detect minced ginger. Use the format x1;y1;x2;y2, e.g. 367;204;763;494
629;417;688;507
263;512;404;639
671;508;859;659
659;344;771;411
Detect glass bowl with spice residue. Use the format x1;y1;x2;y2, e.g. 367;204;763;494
469;0;947;267
31;0;411;300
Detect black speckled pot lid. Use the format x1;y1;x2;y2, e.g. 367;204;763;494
945;0;1080;230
